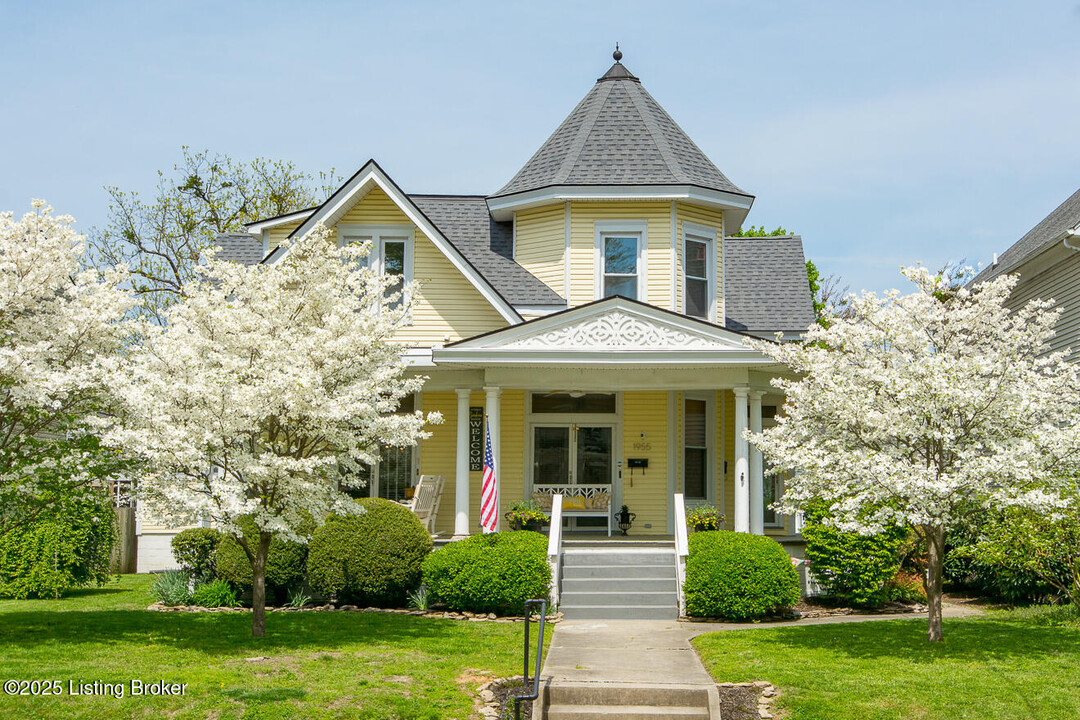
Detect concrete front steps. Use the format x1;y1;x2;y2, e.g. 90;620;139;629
558;541;678;620
541;681;714;720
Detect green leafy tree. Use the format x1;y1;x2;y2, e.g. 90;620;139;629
958;505;1080;611
89;147;339;323
732;224;791;237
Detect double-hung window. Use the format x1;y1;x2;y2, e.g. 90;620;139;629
683;223;715;321
595;221;647;301
338;224;413;313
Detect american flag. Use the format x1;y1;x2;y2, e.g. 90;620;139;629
480;419;498;533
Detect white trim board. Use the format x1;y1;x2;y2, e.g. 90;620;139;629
271;160;522;325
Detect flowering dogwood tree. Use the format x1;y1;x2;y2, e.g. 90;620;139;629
748;266;1080;641
0;202;136;537
109;226;438;636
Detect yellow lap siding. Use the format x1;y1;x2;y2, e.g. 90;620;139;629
568;201;673;308
676;203;724;322
621;391;670;535
267;221;303;253
332;187;510;345
514;205;566;297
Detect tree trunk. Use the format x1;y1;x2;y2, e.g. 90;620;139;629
251;531;272;638
925;523;945;643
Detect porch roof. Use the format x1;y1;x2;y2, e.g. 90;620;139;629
431;296;778;367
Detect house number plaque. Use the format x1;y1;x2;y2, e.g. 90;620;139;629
469;406;484;471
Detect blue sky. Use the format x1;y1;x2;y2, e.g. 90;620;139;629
3;0;1079;294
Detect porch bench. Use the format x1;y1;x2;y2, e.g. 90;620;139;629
531;485;613;536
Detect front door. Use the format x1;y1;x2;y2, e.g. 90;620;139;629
533;424;614;530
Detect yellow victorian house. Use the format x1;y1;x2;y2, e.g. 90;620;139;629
134;52;815;587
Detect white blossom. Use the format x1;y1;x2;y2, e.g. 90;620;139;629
747;265;1080;639
0;201;136;533
107;224;440;543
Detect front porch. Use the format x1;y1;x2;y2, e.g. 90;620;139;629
397;299;801;542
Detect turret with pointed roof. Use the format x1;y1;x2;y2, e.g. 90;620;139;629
488;49;753;226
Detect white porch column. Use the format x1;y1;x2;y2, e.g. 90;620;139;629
454;388;472;538
733;387;750;533
484;386;502;532
749;390;764;535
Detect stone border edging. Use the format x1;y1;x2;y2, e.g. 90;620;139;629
147;601;564;624
717;680;779;720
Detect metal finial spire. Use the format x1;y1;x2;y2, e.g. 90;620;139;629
613;43;622;63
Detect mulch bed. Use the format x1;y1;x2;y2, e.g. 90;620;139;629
681;598;927;623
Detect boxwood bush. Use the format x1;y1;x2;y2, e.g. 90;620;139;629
214;516;309;601
422;531;550;615
307;499;432;607
171;527;221;580
683;531;799;620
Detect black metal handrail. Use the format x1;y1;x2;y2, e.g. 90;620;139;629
513;598;548;720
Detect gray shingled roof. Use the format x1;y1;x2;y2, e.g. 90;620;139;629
723;236;816;333
212;233;263;265
491;61;749;199
974;187;1080;283
410;195;565;307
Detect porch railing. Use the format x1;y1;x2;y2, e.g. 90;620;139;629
673;493;689;616
546;494;563;607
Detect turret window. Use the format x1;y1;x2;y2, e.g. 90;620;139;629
594;220;647;301
682;223;716;321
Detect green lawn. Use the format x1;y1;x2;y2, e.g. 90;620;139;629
0;575;550;720
692;608;1080;720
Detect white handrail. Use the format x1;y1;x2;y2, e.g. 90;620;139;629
547;493;563;607
673;493;689;616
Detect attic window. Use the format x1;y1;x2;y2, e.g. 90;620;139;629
594;220;647;301
338;224;414;313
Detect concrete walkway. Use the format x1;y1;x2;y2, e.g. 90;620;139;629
534;602;984;718
543;619;716;685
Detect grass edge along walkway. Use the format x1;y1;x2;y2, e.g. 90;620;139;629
0;574;552;720
692;606;1080;720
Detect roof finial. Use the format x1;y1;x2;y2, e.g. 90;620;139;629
613;43;622;63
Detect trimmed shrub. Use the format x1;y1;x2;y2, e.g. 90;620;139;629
885;569;928;604
0;492;116;599
215;516;308;600
192;578;239;608
171;528;221;580
422;531;550;615
308;499;433;607
801;505;906;608
684;531;800;620
151;570;192;605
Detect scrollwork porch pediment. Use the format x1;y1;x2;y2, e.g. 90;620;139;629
490;308;747;352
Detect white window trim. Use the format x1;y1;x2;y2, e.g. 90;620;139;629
338;223;415;322
682;391;716;506
594;220;648;302
358;392;422;499
681;221;717;322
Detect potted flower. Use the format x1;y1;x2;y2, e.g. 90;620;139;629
504;499;550;532
617;504;636;535
686;504;723;532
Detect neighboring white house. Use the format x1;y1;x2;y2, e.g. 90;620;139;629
975;187;1080;361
